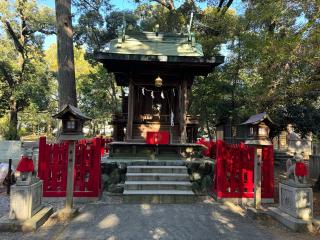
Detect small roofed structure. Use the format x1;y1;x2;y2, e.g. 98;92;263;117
53;104;91;140
216;113;274;144
241;112;274;126
95;30;224;144
242;112;273;146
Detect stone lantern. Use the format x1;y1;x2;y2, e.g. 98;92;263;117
242;112;273;209
53;104;91;212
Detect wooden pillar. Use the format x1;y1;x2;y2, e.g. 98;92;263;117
254;147;263;209
179;78;187;143
66;140;76;210
126;80;134;141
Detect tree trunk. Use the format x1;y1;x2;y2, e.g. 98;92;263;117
8;99;19;140
55;0;77;110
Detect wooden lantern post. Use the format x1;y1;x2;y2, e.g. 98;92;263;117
243;113;273;209
53;105;91;211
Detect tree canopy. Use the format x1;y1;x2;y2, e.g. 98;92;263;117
0;0;319;140
0;0;55;139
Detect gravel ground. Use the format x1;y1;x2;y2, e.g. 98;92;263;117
1;199;319;240
0;192;319;240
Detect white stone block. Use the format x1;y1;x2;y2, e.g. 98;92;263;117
9;180;43;220
279;182;313;220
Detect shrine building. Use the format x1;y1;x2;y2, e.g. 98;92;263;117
95;29;223;158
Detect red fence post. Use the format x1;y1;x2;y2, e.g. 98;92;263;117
261;146;274;199
92;137;102;197
38;136;46;179
215;140;224;198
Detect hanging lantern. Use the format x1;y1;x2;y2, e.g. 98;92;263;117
155;75;162;87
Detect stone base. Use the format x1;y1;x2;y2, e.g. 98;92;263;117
214;196;274;206
268;207;314;232
279;181;313;220
10;180;43;220
53;207;79;221
0;206;53;232
246;207;271;221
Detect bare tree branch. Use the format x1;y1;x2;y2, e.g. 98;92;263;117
4;21;24;55
217;0;225;12
152;0;175;11
221;0;234;15
27;28;56;35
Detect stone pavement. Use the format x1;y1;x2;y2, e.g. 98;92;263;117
1;199;319;240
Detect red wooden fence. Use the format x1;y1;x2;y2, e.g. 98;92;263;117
214;140;274;199
38;136;102;197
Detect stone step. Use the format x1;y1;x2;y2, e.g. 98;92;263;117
123;190;195;203
127;165;188;174
124;181;192;190
126;173;190;181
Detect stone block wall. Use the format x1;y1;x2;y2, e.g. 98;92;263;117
101;163;126;193
186;159;214;195
309;155;320;178
0;141;22;166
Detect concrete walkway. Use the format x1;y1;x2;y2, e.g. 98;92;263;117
1;200;318;240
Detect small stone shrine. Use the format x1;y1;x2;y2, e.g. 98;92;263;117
0;149;53;232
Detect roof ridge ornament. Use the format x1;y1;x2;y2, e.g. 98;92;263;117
187;11;194;35
116;16;126;48
187;11;196;47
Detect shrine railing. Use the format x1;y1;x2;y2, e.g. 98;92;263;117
214;140;274;199
38;136;102;198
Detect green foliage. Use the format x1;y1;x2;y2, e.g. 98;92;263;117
45;43;121;136
1;0;319;140
190;0;320;138
78;66;120;118
0;0;55;139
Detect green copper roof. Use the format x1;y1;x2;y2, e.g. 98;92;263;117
106;31;204;57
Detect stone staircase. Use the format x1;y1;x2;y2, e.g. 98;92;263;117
123;164;195;203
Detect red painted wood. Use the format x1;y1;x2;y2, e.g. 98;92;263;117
38;137;102;198
146;131;170;144
214;140;274;200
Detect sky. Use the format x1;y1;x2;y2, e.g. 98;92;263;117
38;0;245;49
